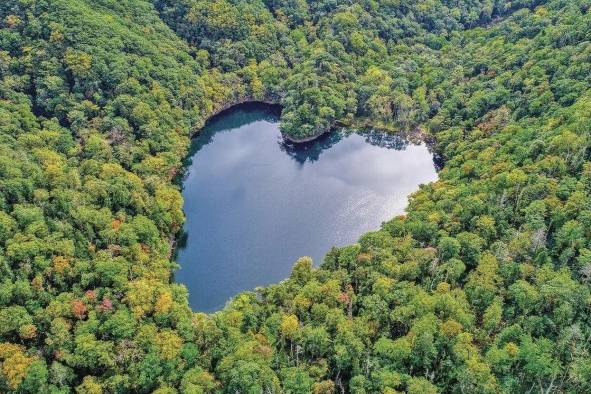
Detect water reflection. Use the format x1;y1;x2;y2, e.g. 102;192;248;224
176;103;438;312
188;104;281;154
189;104;416;167
282;130;419;167
278;132;342;164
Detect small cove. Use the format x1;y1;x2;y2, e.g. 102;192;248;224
175;103;438;312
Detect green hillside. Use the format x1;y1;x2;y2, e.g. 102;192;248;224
0;0;590;392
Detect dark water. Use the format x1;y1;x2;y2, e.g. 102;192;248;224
175;103;438;312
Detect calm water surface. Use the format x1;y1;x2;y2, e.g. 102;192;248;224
176;104;438;312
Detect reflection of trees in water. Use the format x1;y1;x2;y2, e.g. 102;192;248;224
279;129;413;165
432;152;445;171
358;130;444;170
206;103;281;135
182;101;429;170
279;132;342;164
357;130;443;171
194;103;281;152
359;130;409;151
179;102;441;185
172;230;188;260
176;103;281;184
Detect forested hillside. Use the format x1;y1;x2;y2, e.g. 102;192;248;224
1;0;591;392
155;0;554;140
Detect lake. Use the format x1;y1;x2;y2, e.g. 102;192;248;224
175;103;438;312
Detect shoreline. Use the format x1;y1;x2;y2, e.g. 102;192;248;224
194;99;433;146
281;129;329;143
188;97;282;138
171;101;440;267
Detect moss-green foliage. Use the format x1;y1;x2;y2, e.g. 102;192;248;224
155;0;545;139
1;0;591;392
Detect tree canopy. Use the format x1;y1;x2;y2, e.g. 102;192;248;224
1;0;591;392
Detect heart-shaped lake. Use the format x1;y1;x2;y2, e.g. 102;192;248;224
175;103;438;312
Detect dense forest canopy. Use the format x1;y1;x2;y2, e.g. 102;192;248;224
0;0;590;392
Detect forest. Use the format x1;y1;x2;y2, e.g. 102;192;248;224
0;0;591;392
